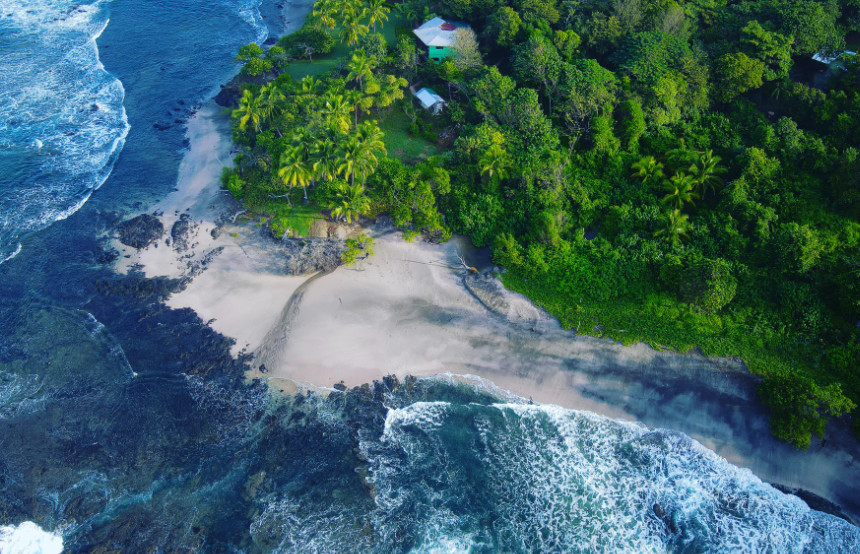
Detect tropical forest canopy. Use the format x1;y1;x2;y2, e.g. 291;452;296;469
222;0;860;449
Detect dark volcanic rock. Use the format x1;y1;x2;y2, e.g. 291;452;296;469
171;213;192;251
282;238;345;274
116;214;164;249
95;247;119;264
771;483;856;524
214;72;271;108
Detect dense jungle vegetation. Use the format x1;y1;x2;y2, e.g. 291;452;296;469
221;0;860;449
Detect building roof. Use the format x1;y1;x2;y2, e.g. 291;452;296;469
813;50;857;64
413;17;470;48
414;88;446;109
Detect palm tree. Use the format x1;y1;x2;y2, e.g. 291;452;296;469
479;143;511;181
344;89;365;127
340;15;369;47
290;128;315;200
355;120;386;183
321;93;353;134
654;208;692;245
662;172;699;209
232;89;264;132
365;0;390;32
311;136;339;183
277;147;311;206
258;84;286;135
337;135;363;186
311;0;338;30
688;149;726;199
347;50;377;92
299;75;319;97
630;156;664;186
259;84;285;118
330;182;372;223
337;124;385;187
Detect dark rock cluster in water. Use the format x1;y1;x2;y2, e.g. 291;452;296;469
115;213;163;249
215;72;270;108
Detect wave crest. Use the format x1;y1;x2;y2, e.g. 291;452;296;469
364;401;860;552
0;0;130;262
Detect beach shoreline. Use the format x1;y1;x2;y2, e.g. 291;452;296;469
105;0;860;527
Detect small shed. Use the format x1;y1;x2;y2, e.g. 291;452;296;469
413;17;471;61
414;87;446;114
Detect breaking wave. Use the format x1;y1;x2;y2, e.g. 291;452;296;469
0;0;129;262
362;400;860;552
0;521;63;554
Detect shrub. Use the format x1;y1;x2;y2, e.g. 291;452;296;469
341;234;375;265
660;254;738;313
760;374;856;449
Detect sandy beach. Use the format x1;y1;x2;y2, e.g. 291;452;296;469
112;95;860;523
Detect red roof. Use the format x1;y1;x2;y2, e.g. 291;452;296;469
440;22;456;31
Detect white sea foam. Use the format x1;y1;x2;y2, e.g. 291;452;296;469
0;0;129;263
238;0;269;45
0;521;63;554
364;400;860;552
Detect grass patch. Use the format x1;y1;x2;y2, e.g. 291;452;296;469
284;15;408;81
376;108;441;163
252;192;325;238
284;41;350;80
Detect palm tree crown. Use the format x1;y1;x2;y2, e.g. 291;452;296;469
479;143;511;181
233;89;264;133
654;209;692;245
689;149;726;198
330;182;372;223
662;172;699;209
631;156;665;186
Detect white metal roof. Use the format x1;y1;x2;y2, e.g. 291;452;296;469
414;88;445;109
413;17;463;48
812;50;857;64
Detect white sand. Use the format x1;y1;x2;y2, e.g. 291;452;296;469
114;102;860;522
113;104;306;354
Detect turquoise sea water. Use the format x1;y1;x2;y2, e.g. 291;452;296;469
0;0;859;551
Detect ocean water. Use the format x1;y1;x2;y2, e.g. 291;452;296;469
0;0;128;263
0;0;858;551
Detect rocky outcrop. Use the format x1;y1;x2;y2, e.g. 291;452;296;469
170;213;192;251
116;214;164;249
283;239;345;274
214;72;272;108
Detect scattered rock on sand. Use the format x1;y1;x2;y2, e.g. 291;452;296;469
116;214;164;249
283;239;344;274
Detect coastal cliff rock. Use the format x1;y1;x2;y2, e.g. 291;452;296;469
116;214;164;249
214;72;271;108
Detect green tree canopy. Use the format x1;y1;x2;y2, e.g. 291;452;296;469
713;52;765;103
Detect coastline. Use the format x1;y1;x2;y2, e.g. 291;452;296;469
105;0;860;527
113;101;860;524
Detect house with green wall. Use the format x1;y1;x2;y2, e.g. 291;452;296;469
413;17;471;61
